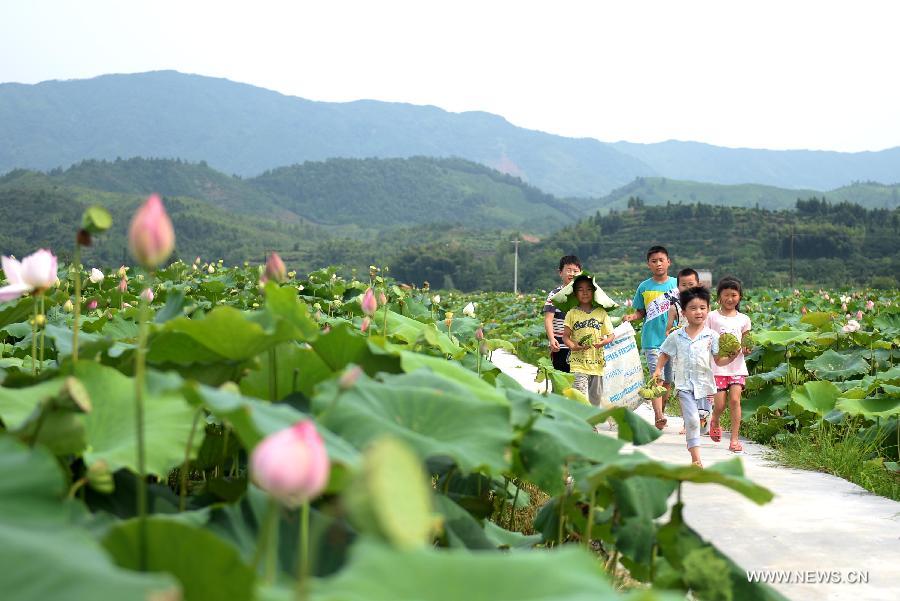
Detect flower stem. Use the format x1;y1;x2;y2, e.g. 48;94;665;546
295;501;311;601
252;497;280;581
31;300;38;376
584;489;596;548
72;245;81;367
39;295;46;370
269;347;277;401
179;408;203;512
134;270;154;570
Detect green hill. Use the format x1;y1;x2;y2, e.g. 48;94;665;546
519;199;900;290
251;156;581;231
587;177;900;212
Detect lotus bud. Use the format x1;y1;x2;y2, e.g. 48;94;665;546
625;298;633;307
128;194;175;268
378;291;388;306
845;313;852;320
63;299;74;312
141;288;154;303
841;303;847;312
866;300;875;310
360;317;371;333
432;294;441;305
823;293;830;301
87;300;98;310
475;327;484;341
33;314;47;329
801;306;807;314
856;310;863;320
444;311;454;328
208;265;215;274
339;365;363;390
361;288;377;316
262;252;287;284
117;277;128;293
117;265;128;278
463;302;476;317
87;460;115;494
251;421;330;507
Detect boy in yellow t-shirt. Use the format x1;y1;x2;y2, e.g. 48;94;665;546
561;275;616;406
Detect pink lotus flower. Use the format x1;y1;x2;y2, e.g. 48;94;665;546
0;249;58;301
475;327;484;341
129;194;175;268
250;421;330;507
378;291;388;306
261;252;287;284
117;277;128;293
842;319;861;334
361;288;377;316
866;300;875;310
856;310;863;320
360;317;371;333
141;288;154;303
801;306;808;314
87;300;98;310
823;293;830;301
625;299;633;307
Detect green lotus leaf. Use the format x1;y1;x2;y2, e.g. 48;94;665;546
835;395;900;419
752;330;813;347
804;350;869;380
399;351;507;405
80;205;112;234
742;386;791;415
790;380;842;416
102;517;254;601
313;370;512;475
800;311;833;329
0;437;178;601
312;540;629;601
745;362;789;390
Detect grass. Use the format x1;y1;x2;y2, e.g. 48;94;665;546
732;411;900;501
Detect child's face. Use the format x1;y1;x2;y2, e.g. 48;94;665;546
559;263;581;285
677;275;699;292
718;288;741;311
575;281;594;305
683;297;709;326
647;252;671;278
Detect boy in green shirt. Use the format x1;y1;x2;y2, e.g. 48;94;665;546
560;275;616;406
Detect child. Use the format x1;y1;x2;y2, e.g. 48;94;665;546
665;268;700;335
652;287;737;467
543;255;582;373
624;246;678;430
561;275;616;407
707;277;752;452
665;268;712;436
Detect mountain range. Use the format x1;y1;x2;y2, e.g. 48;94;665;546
2;70;899;197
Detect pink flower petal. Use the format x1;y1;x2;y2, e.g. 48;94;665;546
1;256;24;286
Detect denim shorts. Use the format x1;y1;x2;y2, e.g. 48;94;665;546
644;348;673;382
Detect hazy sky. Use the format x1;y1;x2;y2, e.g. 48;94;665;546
3;0;899;152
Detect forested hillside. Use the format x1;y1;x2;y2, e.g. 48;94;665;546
519;198;900;291
587;177;900;212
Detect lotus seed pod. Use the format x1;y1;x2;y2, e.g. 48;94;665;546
87;460;115;494
717;333;741;357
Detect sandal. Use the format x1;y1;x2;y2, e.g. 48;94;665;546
655;417;668;430
709;423;722;442
729;440;743;453
692;460;703;469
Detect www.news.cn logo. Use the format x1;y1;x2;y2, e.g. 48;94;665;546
746;570;870;584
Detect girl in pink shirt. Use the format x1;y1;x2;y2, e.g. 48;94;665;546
707;277;752;452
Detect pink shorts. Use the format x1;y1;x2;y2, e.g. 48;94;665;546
715;375;746;391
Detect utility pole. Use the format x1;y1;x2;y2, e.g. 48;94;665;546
789;225;795;289
511;238;520;294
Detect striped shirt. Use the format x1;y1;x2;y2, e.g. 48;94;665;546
543;285;568;349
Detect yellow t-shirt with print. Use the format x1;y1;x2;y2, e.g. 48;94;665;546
563;307;614;376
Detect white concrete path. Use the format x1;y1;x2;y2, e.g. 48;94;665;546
492;349;900;601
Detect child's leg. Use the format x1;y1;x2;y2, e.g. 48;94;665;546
677;390;702;464
587;375;604;407
728;384;743;443
573;373;589;399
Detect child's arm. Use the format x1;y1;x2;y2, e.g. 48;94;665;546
594;312;616;347
562;326;587;352
651;352;670;381
664;305;677;335
544;311;560;352
623;308;645;322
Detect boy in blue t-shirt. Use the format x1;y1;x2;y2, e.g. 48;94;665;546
623;245;678;430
